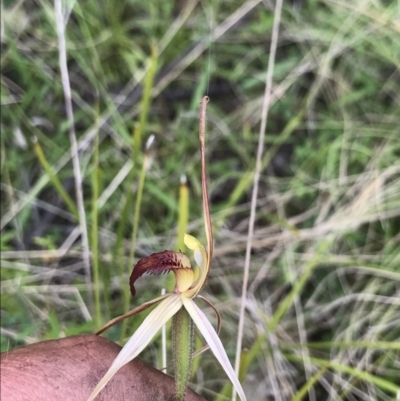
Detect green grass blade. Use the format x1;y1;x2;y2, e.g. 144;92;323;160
134;45;158;166
285;354;400;395
268;238;332;332
33;138;79;220
290;364;330;401
91;100;101;330
120;135;154;342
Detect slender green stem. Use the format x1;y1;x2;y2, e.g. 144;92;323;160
117;46;157;342
134;45;157;166
114;44;157;271
172;306;194;401
120;146;150;342
33;138;79;220
91;101;101;330
113;125;139;275
176;174;189;252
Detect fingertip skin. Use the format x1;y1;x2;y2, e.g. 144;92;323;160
0;334;206;401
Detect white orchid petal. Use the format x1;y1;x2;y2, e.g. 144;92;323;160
87;294;182;401
182;297;247;401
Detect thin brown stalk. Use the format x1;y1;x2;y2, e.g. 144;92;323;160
199;96;213;259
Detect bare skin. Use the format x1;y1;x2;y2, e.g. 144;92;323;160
0;334;206;401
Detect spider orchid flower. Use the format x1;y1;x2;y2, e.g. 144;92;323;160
87;97;246;401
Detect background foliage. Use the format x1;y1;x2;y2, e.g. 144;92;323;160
1;0;400;400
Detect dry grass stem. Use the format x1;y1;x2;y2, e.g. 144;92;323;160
53;0;92;310
233;2;283;399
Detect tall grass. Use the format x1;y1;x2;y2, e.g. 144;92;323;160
1;1;400;400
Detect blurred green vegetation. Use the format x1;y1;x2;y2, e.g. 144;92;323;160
1;0;399;400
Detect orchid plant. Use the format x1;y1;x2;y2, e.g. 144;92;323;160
87;96;246;401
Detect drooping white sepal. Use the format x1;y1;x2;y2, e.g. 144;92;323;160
87;294;183;401
182;296;247;401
